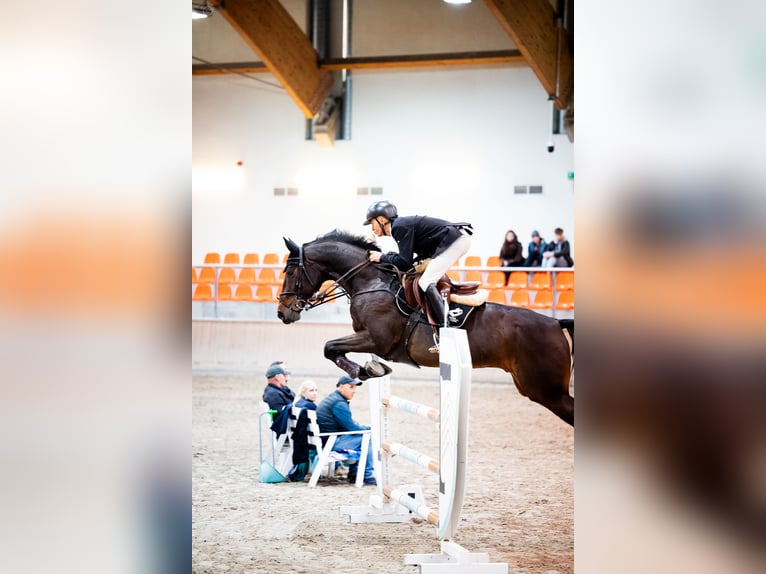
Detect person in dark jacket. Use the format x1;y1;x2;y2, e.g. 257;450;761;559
499;230;524;281
542;227;574;267
523;230;546;267
293;380;318;410
316;376;376;486
262;362;295;412
286;380;319;482
364;200;472;352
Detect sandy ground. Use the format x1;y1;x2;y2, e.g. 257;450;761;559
193;373;573;573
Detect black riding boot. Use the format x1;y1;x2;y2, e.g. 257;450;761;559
424;283;446;353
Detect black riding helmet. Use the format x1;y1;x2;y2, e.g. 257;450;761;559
363;200;398;225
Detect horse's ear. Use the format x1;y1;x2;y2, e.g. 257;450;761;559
283;237;299;255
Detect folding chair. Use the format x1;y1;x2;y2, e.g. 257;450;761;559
304;410;370;488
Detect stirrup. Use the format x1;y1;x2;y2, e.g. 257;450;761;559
428;331;440;354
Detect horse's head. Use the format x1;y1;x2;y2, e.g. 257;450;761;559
277;230;381;323
277;237;322;324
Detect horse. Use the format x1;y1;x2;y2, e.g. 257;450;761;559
277;231;574;426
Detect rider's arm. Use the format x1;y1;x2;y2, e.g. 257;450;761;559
380;225;415;269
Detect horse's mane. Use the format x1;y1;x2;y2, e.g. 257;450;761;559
313;229;381;252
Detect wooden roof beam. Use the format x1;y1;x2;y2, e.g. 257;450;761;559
191;50;526;75
208;0;332;118
483;0;573;109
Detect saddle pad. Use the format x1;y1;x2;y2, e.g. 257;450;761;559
395;286;476;329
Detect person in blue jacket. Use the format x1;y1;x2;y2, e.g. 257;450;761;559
316;376;376;486
523;230;546;267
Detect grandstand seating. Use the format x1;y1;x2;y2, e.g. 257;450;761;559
193;284;214;301
530;290;553;309
554;271;574;291
509;290;530;308
482;271;507;290
529;272;552;291
555;291;574;310
487;289;507;305
506;271;529;290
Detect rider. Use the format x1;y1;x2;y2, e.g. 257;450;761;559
363;200;472;352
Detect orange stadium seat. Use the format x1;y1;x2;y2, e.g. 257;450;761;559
197;267;216;285
447;269;462;282
243;253;260;265
218;268;236;284
235;285;255;301
253;285;274;302
224;253;240;264
486;256;501;268
464;270;483;284
529;272;552;290
464;255;482;267
482;271;507;290
488;289;507;305
237;268;256;284
530;290;553;309
217;284;233;301
257;268;280;285
506;271;529;290
555;291;574;310
263;253;280;265
204;252;220;264
192;284;214;301
192;268;197;283
509;290;530;308
554;271;574;291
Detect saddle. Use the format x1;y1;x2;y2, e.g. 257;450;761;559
402;268;488;324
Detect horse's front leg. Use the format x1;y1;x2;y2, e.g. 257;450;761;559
324;330;392;380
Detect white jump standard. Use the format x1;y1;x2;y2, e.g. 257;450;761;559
340;328;508;573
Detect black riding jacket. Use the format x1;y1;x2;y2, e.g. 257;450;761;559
379;215;471;270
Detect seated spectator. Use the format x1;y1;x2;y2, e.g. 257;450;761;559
286;380;320;482
262;361;295;412
316;376;376;486
294;380;319;410
523;230;546;267
499;230;524;281
542;228;574;267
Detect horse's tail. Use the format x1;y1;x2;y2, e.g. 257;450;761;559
558;319;574;354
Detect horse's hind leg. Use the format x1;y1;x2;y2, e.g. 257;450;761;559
513;355;574;426
324;331;392;380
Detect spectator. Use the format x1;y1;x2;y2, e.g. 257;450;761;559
294;380;319;410
262;362;295;412
316;376;376;486
286;380;319;482
542;228;574;267
499;230;524;280
523;230;546;267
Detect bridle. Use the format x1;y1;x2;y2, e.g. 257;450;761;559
277;243;373;313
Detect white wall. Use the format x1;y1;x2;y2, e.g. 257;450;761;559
192;66;574;263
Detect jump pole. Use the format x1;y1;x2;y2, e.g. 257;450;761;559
339;328;508;573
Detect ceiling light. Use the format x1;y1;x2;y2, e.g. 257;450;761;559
443;0;472;4
192;3;213;19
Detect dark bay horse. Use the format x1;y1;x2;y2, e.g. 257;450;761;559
277;231;574;426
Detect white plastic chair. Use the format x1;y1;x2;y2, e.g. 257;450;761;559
301;409;370;488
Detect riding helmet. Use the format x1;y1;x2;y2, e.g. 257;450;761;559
363;200;398;225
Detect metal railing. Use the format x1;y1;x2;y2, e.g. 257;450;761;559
192;263;574;318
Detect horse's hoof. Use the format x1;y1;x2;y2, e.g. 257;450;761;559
364;360;392;378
